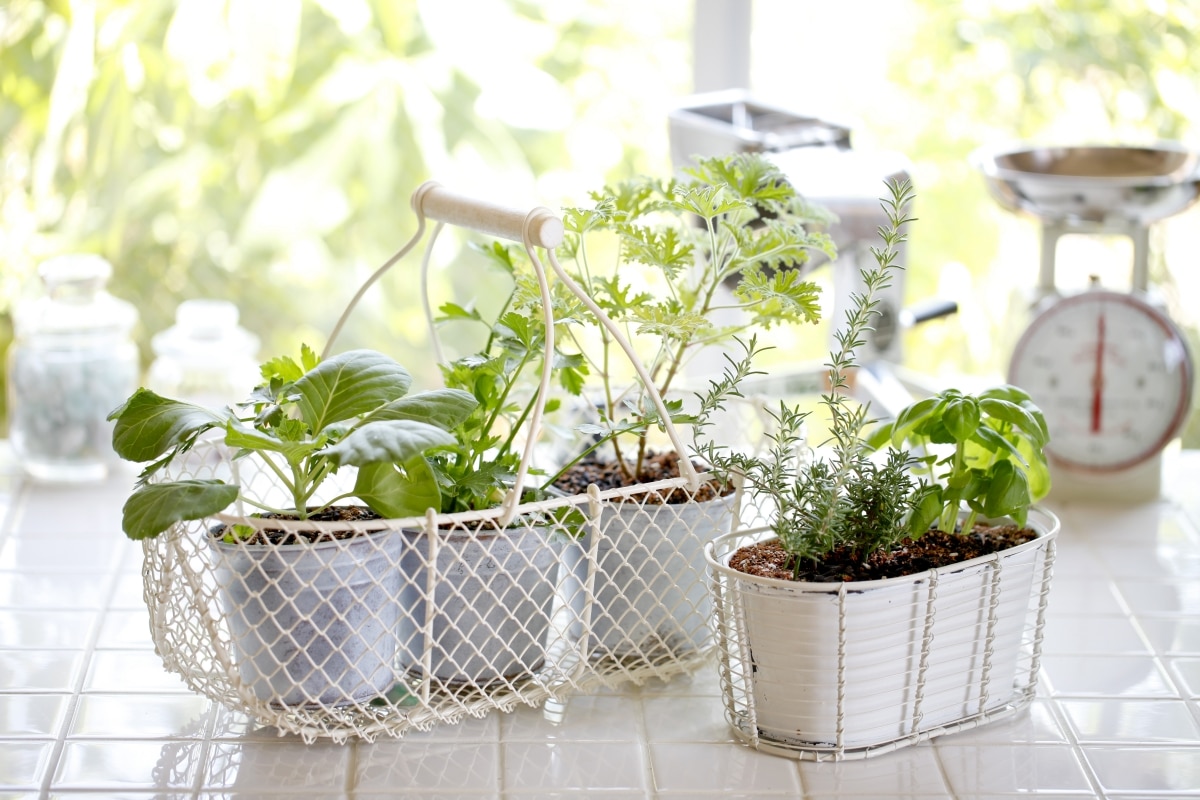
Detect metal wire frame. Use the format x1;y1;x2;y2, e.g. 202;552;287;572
143;444;728;742
139;185;729;741
706;507;1059;761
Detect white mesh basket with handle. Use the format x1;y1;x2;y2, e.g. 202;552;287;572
141;183;735;741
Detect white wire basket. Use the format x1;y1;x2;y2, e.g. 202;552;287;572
706;506;1059;761
140;184;735;741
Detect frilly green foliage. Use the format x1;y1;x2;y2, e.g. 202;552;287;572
557;152;834;481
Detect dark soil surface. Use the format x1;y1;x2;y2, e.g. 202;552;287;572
210;505;383;546
730;523;1039;583
553;450;732;505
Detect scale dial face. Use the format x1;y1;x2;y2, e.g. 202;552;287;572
1009;290;1194;472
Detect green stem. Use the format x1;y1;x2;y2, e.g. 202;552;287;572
256;454;297;505
478;349;534;467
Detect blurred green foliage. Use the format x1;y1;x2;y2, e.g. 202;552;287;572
885;0;1200;445
0;0;689;431
4;0;1200;448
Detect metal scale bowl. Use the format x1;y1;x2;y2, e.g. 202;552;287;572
972;143;1200;500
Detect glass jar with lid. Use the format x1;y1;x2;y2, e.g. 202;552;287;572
6;254;140;482
147;299;260;409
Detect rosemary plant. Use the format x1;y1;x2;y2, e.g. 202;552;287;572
696;179;920;575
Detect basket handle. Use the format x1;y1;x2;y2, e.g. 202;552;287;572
413;184;699;491
543;247;700;491
325;181;700;525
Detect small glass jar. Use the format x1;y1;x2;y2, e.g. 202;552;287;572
7;255;140;482
147;299;260;409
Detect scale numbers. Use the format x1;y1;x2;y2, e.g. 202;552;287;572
1009;290;1193;472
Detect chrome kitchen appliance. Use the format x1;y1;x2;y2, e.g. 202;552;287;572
973;143;1200;501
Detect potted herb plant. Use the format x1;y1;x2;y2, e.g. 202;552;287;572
699;180;1060;758
547;152;835;660
108;346;474;707
392;240;587;685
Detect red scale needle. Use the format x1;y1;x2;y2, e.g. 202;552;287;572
1091;310;1106;433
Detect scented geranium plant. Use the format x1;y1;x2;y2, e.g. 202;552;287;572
550;152;834;491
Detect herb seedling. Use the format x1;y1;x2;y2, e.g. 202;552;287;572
427;242;586;514
696;179;919;575
557;153;833;482
108;346;476;540
867;384;1052;535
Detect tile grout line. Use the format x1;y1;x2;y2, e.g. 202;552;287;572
634;688;657;799
1059;501;1118;798
1051;497;1167;800
35;509;137;800
188;699;221;800
344;737;358;799
929;740;961;799
1042;691;1109;799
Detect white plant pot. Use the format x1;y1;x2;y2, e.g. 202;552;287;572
396;522;562;684
564;493;736;659
208;529;403;708
707;507;1059;758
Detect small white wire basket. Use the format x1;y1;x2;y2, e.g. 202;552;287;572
140;184;735;741
706;506;1058;761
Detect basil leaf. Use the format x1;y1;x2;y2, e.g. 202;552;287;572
121;480;238;541
293;350;413;433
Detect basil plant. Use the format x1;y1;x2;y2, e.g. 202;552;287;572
108;347;476;541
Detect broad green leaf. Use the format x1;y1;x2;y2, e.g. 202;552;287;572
324;420;455;467
223;421;322;465
978;384;1034;405
971;424;1028;467
907;484;943;537
121;480;239;540
982;460;1031;519
943;396;981;442
494;311;537;349
437;302;484;323
979;397;1049;447
864;421;895;450
354;458;441;518
292;350;413;433
360;389;478;430
109;389;231;463
1015;436;1053;501
888;396;939;447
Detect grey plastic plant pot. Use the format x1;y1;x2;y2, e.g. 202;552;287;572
396;521;562;684
208;529;404;708
707;507;1059;758
563;492;736;660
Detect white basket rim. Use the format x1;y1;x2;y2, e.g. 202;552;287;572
202;465;724;534
705;505;1060;592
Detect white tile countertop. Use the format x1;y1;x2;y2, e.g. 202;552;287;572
2;445;1199;799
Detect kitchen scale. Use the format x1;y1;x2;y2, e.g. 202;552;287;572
974;143;1200;501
